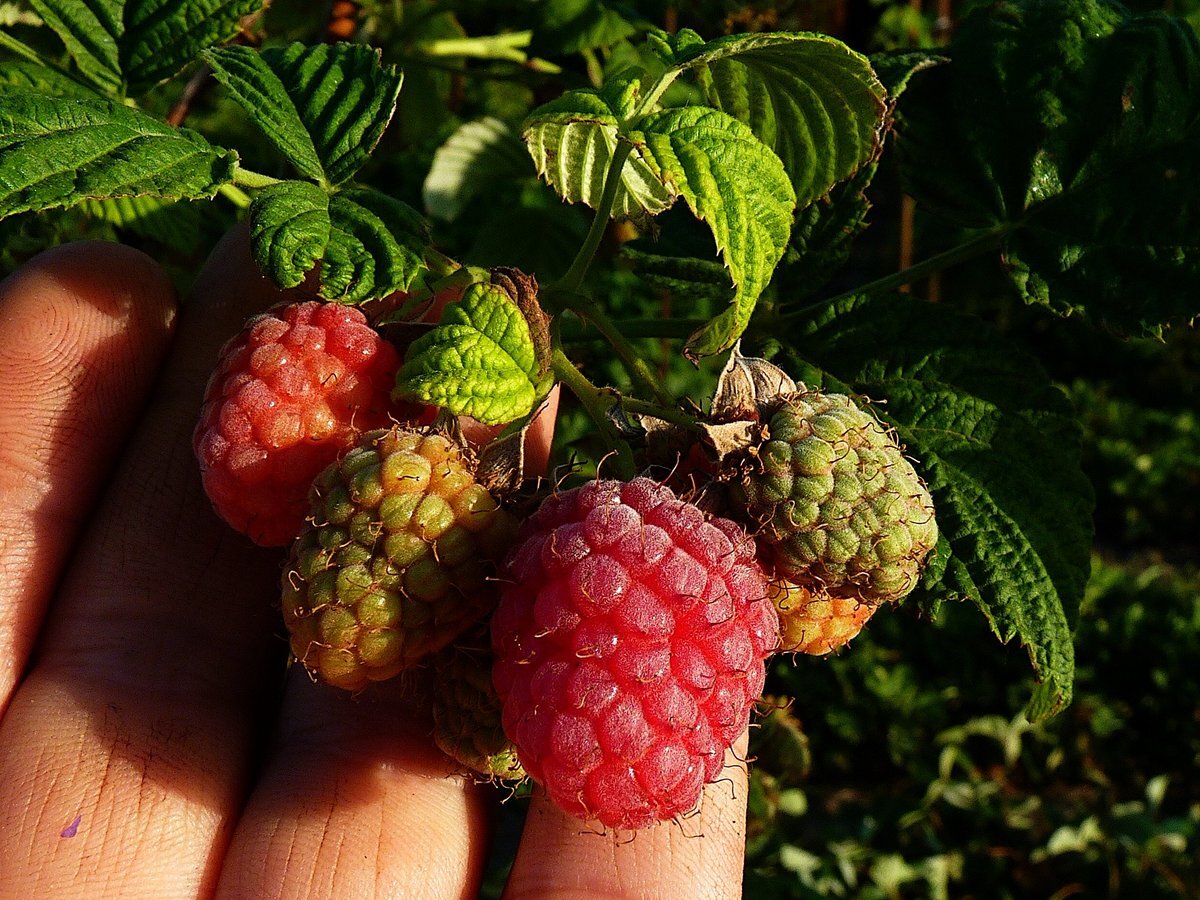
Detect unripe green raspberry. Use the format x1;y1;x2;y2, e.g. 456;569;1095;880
432;638;525;782
734;391;937;605
282;428;517;691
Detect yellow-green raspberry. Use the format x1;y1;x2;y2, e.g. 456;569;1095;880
734;391;937;605
431;638;526;782
283;428;518;691
770;580;877;655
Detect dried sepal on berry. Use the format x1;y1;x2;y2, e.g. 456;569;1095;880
282;426;518;691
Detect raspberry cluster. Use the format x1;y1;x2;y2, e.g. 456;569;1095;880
195;292;936;831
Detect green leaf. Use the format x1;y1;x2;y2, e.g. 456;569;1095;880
423;117;530;222
777;292;1094;720
248;180;330;289
25;0;121;93
1;3;44;26
248;180;428;302
323;188;427;303
523;84;675;219
397;281;551;425
26;0;265;96
619;247;734;306
682;32;889;208
533;0;638;55
202;45;323;181
782;160;876;300
204;42;403;186
78;195;217;253
122;0;264;94
0;60;96;96
635;106;795;358
898;0;1200;336
0;90;237;219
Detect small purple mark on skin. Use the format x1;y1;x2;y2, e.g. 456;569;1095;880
60;815;82;838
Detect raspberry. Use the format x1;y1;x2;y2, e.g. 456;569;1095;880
491;478;778;830
770;580;876;655
733;391;937;604
283;428;516;691
194;301;401;546
432;635;525;782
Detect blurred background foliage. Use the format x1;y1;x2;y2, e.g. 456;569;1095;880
2;0;1197;894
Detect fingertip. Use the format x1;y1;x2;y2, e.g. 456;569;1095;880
8;240;178;339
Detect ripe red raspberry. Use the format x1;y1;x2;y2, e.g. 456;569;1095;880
194;301;401;546
491;478;779;830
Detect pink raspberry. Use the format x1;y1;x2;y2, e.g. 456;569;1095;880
194;301;401;546
491;478;778;830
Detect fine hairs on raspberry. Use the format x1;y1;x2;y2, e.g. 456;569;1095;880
491;477;779;830
194;301;402;546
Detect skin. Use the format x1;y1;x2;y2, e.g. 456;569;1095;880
0;230;751;899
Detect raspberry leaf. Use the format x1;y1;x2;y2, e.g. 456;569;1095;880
523;84;676;219
27;0;264;96
248;180;329;289
897;0;1200;336
397;281;554;425
24;0;122;93
679;32;889;209
248;180;428;302
531;0;638;55
634;107;795;359
0;59;97;96
0;90;237;220
422;117;531;222
779;292;1094;721
204;42;403;186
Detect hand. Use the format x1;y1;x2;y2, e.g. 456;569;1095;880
0;231;751;898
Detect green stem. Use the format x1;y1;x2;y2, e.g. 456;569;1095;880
561;316;702;341
809;226;1013;313
551;346;637;479
551;294;674;406
614;395;699;430
629;68;681;122
0;29;45;65
554;140;634;295
217;183;252;209
232;166;284;190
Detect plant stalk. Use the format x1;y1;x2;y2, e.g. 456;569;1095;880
811;225;1012;312
553;140;634;295
552;296;674;406
232;166;284;190
550;346;636;479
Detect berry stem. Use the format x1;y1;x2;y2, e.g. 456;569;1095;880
611;395;700;430
785;225;1014;317
550;345;637;479
554;140;634;295
232;165;285;190
549;288;674;407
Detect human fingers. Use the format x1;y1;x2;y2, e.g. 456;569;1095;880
502;732;751;900
0;243;176;717
0;228;296;896
214;392;560;899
